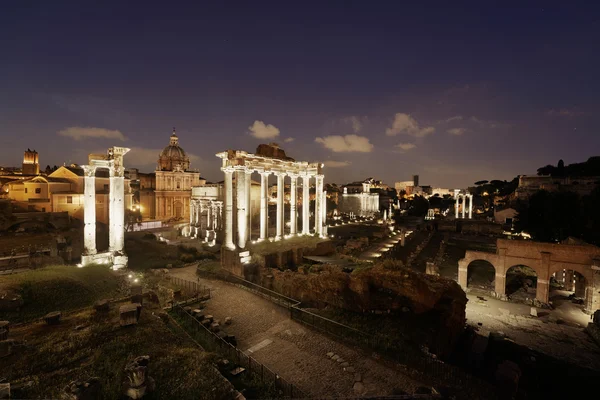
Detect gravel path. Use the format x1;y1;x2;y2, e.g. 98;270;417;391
170;266;424;397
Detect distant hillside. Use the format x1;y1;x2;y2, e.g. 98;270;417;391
537;157;600;177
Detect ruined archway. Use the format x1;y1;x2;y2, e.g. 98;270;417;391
467;260;496;292
550;269;589;310
505;265;537;301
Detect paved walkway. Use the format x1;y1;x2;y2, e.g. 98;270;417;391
466;293;600;370
358;230;412;261
170;266;424;397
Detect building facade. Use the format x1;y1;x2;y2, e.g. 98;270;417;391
154;130;201;220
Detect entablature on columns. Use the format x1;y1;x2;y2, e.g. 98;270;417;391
216;150;323;177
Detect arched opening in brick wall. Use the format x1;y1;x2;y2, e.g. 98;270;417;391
550;269;588;309
467;259;496;292
505;265;537;301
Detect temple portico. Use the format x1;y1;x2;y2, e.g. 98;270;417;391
454;190;473;219
216;148;326;251
81;146;130;269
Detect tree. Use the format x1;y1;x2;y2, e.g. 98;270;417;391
474;180;489;186
409;195;429;217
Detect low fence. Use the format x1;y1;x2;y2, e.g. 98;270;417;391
172;304;306;398
168;275;211;298
196;268;497;399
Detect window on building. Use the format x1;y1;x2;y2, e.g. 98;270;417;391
24;188;28;193
35;188;41;194
42;207;46;212
67;196;73;204
177;181;181;189
104;184;109;191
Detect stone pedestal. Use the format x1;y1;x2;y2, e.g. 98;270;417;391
123;356;155;399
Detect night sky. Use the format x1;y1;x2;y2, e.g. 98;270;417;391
1;1;599;188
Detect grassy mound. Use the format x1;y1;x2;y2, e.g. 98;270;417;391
125;236;216;271
2;302;233;399
0;265;126;323
248;235;326;256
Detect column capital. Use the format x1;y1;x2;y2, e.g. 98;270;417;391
315;174;324;180
81;165;97;177
221;166;235;174
274;171;287;177
288;173;299;179
259;170;272;177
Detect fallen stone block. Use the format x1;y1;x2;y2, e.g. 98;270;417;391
94;299;110;312
201;319;211;327
44;311;62;325
530;307;537;317
0;383;9;399
131;294;143;305
326;352;334;358
63;377;101;400
120;304;140;327
210;323;220;332
224;317;232;325
331;355;339;361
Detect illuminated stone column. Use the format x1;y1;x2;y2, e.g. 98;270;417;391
206;201;211;234
236;168;247;249
275;172;285;240
259;172;270;241
109;163;126;253
82;165;97;255
245;170;252;243
190;201;195;226
461;195;466;219
302;174;310;235
468;194;473;219
458;260;468;290
289;174;298;235
455;195;459;218
321;189;327;237
315;174;324;236
222;167;235;250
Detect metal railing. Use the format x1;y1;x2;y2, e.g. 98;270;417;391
196;268;499;399
171;304;307;398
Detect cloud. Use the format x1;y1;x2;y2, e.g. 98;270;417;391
469;116;510;129
58;126;127;141
323;160;351;168
447;128;466;136
546;108;585;117
341;116;366;133
315;134;374;153
385;113;435;137
284;137;295;143
248;120;280;139
441;115;463;123
396;143;416;152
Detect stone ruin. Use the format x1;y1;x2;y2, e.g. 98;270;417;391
123;356;155;399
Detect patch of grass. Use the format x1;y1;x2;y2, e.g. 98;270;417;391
248;235;326;256
196;261;221;274
125;236;217;271
0;264;127;323
2;302;233;399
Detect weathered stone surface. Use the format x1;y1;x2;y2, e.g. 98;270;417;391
336;358;345;363
354;373;362;382
130;285;143;296
63;377;102;400
255;143;294;161
143;291;159;304
94;299;110;312
264;263;467;357
331;355;339;361
123;356;155;399
120;304;140;327
44;311;62;325
353;381;365;394
131;294;143;305
326;352;334;358
210;322;220;332
0;292;23;311
224;317;232;325
530;307;538;317
345;366;355;373
340;362;349;367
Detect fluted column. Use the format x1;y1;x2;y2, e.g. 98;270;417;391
259;172;269;240
302;174;310;235
469;194;473;219
315;174;324;236
289;174;298;235
223;168;235;250
275;172;285;240
82;165;97;255
455;196;459;219
462;195;466;219
236;168;247;249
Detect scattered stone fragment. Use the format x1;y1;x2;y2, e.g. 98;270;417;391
44;311;62;325
331;355;339;361
326;352;334;358
341;362;349;367
353;382;365;394
354;373;362;382
345;366;355;373
63;377;102;400
123;356;155;399
530;307;538;317
336;358;344;363
94;299;110;312
210;322;220;332
224;317;232;325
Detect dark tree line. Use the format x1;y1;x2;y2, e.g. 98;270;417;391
515;187;600;245
537;157;600;177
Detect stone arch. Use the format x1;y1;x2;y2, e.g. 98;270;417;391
505;264;538;300
550;266;591;311
466;259;496;292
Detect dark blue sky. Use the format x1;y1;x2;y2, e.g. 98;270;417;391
1;1;599;187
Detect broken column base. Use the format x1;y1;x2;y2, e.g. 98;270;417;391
81;252;128;270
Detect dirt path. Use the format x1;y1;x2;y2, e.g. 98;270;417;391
170;266;424;397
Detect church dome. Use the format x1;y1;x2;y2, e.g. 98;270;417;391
158;129;190;171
